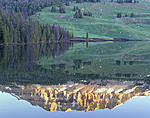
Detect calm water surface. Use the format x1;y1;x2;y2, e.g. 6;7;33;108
0;41;150;118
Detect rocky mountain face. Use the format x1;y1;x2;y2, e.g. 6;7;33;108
0;81;150;112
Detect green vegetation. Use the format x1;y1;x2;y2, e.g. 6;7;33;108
1;41;150;85
32;1;150;40
38;41;150;79
0;9;71;44
1;0;150;85
0;0;72;45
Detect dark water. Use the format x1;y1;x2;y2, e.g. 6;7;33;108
0;41;150;118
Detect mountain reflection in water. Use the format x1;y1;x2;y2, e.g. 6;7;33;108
0;80;150;112
1;42;150;118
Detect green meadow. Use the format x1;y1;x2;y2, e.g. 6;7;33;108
32;1;150;80
32;1;150;40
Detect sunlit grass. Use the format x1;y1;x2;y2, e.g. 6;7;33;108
32;1;150;40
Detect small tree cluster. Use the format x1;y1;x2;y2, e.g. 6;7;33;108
83;11;92;17
117;12;122;18
51;6;66;13
59;6;66;13
73;9;83;18
51;6;57;12
65;1;70;6
117;12;135;18
130;12;134;17
73;6;79;11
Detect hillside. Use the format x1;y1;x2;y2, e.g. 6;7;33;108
32;1;150;40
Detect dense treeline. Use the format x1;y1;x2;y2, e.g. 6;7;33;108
0;8;71;44
75;0;139;4
0;0;139;18
0;0;102;16
116;0;138;3
75;0;101;3
0;0;70;16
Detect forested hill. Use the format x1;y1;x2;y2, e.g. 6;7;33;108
0;0;103;16
0;0;143;44
0;0;72;45
0;0;63;16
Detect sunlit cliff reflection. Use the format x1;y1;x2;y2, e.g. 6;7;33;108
0;82;150;112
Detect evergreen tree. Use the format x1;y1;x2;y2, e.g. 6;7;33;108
59;6;66;13
51;6;57;12
130;12;134;17
117;12;122;18
65;1;70;6
74;9;83;18
125;13;128;17
35;20;41;42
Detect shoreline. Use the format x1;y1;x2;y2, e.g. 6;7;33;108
0;37;150;46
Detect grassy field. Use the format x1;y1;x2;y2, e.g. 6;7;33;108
32;1;150;40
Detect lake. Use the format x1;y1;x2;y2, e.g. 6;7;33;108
0;41;150;118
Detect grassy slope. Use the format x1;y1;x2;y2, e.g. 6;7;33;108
32;1;150;40
32;1;150;79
